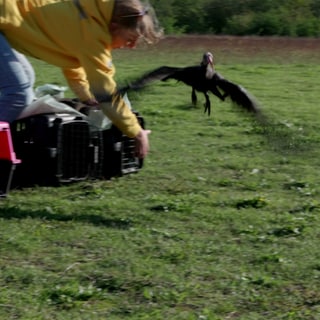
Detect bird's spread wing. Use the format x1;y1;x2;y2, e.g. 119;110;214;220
119;66;183;93
161;66;201;82
117;63;266;122
213;73;261;114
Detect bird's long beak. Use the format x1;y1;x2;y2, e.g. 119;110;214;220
207;54;214;67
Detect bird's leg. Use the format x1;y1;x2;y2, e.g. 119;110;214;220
210;87;226;101
204;92;211;116
191;88;197;106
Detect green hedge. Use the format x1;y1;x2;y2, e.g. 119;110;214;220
150;0;320;36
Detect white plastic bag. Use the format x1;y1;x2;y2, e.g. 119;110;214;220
18;95;85;119
87;92;132;131
34;84;67;99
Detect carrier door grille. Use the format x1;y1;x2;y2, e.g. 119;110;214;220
57;120;90;182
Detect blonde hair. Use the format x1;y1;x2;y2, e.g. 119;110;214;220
111;0;163;44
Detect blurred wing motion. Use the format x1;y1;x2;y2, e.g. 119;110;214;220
119;52;263;118
120;66;182;92
212;72;261;114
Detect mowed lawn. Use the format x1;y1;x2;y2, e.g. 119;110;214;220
1;36;320;320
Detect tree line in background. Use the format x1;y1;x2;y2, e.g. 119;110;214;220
150;0;320;36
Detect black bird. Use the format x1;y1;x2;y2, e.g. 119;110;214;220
190;52;214;107
121;52;262;117
161;52;228;115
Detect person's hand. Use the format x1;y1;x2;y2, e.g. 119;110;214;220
134;129;151;159
83;98;99;106
77;98;99;115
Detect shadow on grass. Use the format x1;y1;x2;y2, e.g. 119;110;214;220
0;207;132;229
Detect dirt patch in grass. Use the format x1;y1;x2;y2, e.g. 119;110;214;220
153;35;320;62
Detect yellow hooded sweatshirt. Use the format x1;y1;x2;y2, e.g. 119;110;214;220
0;0;141;138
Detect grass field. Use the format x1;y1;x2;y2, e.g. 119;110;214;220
1;36;320;320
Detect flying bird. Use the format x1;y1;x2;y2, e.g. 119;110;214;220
190;51;218;109
161;52;228;115
121;52;262;118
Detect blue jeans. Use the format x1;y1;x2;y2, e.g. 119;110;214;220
0;33;35;122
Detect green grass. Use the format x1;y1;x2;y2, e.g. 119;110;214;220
1;38;320;320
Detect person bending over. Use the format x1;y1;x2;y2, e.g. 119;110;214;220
0;0;162;158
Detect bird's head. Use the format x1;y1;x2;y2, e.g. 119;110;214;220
202;52;215;79
202;52;214;67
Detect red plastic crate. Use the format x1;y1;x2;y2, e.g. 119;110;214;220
0;122;21;197
0;122;21;164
